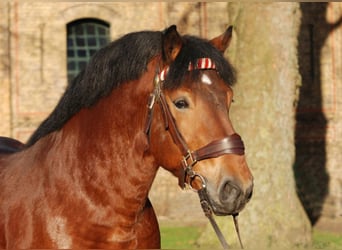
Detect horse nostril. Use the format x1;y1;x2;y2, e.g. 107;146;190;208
219;181;241;205
246;185;253;201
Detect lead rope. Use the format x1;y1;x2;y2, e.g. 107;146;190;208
198;188;230;249
233;214;244;249
198;187;244;249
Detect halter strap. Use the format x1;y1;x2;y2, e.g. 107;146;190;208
192;134;244;161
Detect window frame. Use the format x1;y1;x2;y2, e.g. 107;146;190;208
66;18;110;83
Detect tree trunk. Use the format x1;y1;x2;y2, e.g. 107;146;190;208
198;3;312;248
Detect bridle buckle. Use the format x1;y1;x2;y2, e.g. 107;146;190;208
182;150;197;169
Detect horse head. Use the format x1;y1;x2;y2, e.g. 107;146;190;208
147;26;253;216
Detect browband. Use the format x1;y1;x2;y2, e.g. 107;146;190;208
159;58;217;81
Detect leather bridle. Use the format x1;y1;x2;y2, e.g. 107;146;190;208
144;58;245;249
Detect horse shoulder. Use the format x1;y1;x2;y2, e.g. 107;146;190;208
0;150;57;248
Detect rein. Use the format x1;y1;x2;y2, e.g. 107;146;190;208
145;58;245;249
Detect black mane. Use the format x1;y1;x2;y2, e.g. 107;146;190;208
26;29;236;146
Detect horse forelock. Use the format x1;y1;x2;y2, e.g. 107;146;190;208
163;35;236;89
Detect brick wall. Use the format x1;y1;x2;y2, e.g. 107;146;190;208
0;2;11;137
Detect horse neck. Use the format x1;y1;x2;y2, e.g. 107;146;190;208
38;62;158;224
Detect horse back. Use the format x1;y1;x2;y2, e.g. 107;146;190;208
0;137;24;154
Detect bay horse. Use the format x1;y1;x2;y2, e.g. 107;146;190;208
0;25;253;249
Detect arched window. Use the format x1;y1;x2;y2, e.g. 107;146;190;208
67;19;110;83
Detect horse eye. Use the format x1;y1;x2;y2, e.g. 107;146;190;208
173;98;189;109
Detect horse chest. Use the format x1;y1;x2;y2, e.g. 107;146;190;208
44;215;135;248
46;216;72;248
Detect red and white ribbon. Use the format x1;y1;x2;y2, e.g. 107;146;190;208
159;58;216;81
188;58;216;71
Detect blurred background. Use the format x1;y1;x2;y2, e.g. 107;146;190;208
0;2;341;248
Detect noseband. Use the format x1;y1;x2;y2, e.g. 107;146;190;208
144;58;245;249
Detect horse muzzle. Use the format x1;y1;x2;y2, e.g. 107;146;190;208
207;178;253;216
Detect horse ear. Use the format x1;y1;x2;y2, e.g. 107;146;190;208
210;26;233;53
162;25;183;64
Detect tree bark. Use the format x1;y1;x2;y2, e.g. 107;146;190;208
198;3;312;248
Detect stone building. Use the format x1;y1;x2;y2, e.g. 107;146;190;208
0;1;341;247
0;2;229;141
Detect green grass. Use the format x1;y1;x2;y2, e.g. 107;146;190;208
160;226;342;249
312;229;342;249
160;226;201;249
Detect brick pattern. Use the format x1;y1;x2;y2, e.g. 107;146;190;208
0;2;11;137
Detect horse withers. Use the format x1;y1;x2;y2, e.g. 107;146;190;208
0;25;253;249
